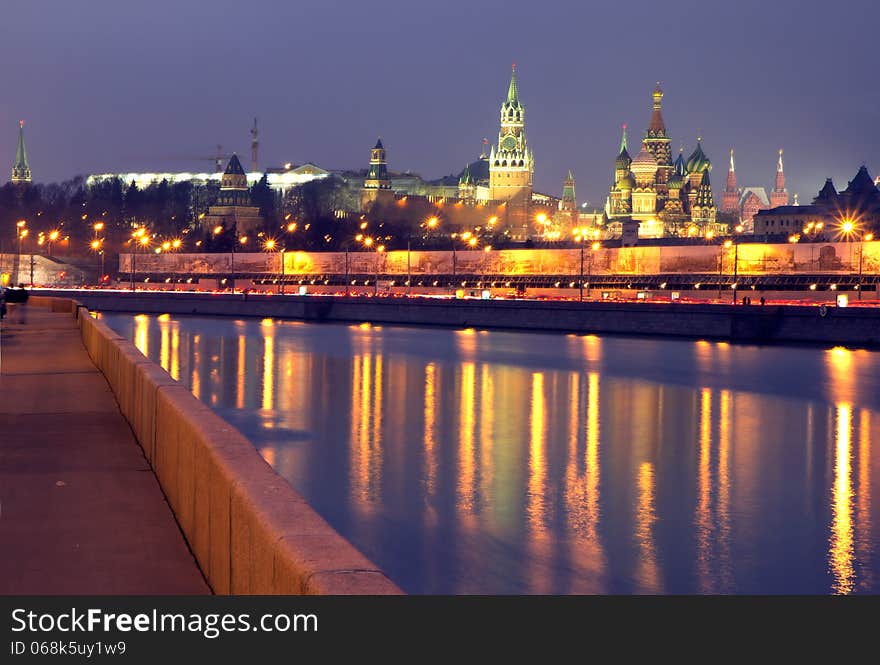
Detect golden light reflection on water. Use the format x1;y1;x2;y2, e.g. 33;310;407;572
236;335;246;409
857;411;873;591
111;313;880;594
479;364;495;519
424;363;438;497
134;314;149;356
262;334;274;411
170;324;179;381
696;387;713;592
830;403;855;594
191;334;201;399
528;372;546;531
635;462;660;592
458;362;476;512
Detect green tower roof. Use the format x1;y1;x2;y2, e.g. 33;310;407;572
507;65;519;104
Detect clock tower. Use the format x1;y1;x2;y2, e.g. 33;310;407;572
489;65;533;203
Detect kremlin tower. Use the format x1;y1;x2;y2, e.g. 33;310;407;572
770;149;789;208
560;169;576;213
488;65;534;203
361;137;394;211
721;149;739;214
11;120;31;185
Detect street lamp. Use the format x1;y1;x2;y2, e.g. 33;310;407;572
47;230;60;257
90;238;105;285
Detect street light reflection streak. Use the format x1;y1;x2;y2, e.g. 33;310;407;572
527;371;550;593
236;335;246;409
830;403;855;594
696;387;713;593
717;389;733;591
170;323;180;381
424;363;438;498
479;364;494;521
457;362;476;513
134;314;149;357
857;410;873;591
635;462;660;593
262;334;274;412
191;334;201;399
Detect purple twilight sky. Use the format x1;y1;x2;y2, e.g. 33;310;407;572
1;0;877;207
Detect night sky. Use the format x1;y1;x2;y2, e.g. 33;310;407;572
2;0;876;206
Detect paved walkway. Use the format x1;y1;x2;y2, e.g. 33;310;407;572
0;304;209;594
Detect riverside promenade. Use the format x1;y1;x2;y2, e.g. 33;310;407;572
0;304;209;594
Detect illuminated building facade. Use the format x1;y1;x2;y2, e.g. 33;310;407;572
606;85;719;238
11;120;31;185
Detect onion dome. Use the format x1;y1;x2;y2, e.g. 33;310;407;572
686;139;711;174
668;171;683;189
631;147;658;178
616;172;635;190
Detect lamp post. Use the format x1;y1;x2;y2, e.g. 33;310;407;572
858;232;873;300
16;224;27;285
586;241;600;300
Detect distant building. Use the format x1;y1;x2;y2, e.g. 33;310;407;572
11;120;31;185
202;154;264;234
754;166;880;238
87;163;329;197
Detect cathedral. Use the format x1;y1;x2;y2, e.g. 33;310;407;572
606;85;720;238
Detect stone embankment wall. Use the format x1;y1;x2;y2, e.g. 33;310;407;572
38;290;880;347
28;295;401;595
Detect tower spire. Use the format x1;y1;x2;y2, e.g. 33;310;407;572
770;148;788;207
12;120;31;185
620;123;628;152
507;63;519;104
722;148;739;214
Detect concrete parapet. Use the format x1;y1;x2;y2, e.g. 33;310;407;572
46;297;401;595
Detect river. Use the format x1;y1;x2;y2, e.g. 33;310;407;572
101;312;880;594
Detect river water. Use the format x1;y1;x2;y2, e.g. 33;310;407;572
101;312;880;594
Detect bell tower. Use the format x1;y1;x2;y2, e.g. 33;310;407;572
489;64;533;203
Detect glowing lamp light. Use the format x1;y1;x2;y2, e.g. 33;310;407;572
213;225;223;235
264;239;276;250
468;237;478;247
427;217;439;228
172;239;182;249
842;220;855;234
49;230;60;241
865;233;874;241
377;245;385;253
723;239;733;248
287;222;297;232
364;237;374;247
591;242;601;251
162;241;172;251
488;216;498;225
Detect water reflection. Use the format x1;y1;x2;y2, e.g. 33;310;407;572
102;313;880;594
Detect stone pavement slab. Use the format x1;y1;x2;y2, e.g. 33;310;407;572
0;306;210;594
